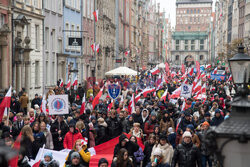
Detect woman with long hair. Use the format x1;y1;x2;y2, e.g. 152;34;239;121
32;122;46;159
20;125;34;159
111;148;134;167
40;121;54;149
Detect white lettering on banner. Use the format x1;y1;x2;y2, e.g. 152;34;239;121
48;95;69;115
180;83;193;98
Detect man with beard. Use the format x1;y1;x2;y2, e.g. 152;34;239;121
171;131;201;167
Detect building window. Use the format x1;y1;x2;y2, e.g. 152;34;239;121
198;17;200;23
187;9;189;14
200;39;204;50
0;14;5;28
35;25;39;50
25;0;31;5
198;9;200;13
190;17;192;23
46;60;49;85
194;9;196;14
35;61;40;86
185;40;189;50
34;0;39;8
176;55;179;61
51;29;55;52
58;0;62;12
191;9;193;14
191;40;195;50
52;62;55;84
200;55;204;60
194;17;196;22
58;39;62;53
176;40;179;50
45;27;49;50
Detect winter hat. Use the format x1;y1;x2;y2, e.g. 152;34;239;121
182;131;192;138
184;111;191;117
76;95;80;99
202;121;210;127
193;112;200;118
151;111;157;117
98;117;105;123
215;109;221;114
153;148;162;156
71;152;80;159
90;116;96;121
186;124;194;131
44;152;53;159
98;158;109;167
34;104;39;109
168;127;174;134
204;112;211;117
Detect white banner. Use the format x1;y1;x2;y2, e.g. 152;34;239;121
180;83;193;98
48;95;69;115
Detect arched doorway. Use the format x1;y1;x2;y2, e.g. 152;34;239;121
184;55;194;67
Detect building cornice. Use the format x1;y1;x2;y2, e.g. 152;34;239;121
13;7;45;20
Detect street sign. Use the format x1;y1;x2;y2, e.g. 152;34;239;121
107;83;121;99
68;37;82;46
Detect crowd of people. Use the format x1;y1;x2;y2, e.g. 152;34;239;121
0;66;235;167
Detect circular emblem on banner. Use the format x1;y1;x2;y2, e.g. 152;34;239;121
108;84;121;99
51;98;66;112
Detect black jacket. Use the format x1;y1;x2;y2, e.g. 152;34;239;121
132;113;143;128
143;141;155;166
171;141;201;167
50;119;69;150
31;98;41;109
20;136;34;159
96;124;108;145
10;100;21;113
18;156;31;167
106;117;122;139
32;131;46;159
210;115;224;126
113;134;139;158
178;118;197;132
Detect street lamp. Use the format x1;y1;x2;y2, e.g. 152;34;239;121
90;58;96;86
205;44;250;167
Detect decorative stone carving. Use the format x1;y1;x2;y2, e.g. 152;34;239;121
24;36;31;48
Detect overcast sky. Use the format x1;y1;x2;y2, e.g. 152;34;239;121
156;0;216;28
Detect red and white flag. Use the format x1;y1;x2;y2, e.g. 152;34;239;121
192;77;199;89
212;67;218;74
80;94;86;115
40;95;46;113
161;88;168;101
196;61;200;74
0;86;11;123
66;80;71;90
108;100;113;112
125;50;130;56
193;80;202;94
59;79;64;87
189;67;194;76
128;93;135;114
92;87;104;109
150;66;160;75
72;76;78;86
181;99;186;111
93;10;99;22
165;62;170;76
135;93;142;103
142;87;155;97
8;132;22;167
171;86;181;99
227;75;232;82
91;43;100;53
206;64;212;69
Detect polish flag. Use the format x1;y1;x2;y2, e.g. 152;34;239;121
66;80;71;90
72;76;78;86
171;86;181;99
93;10;99;22
189;68;194;76
192;77;199;89
32;145;45;167
0;86;11;123
206;73;211;79
80;94;86;115
142;87;155;97
206;64;212;69
8;132;22;167
221;71;226;75
201;83;206;94
135;93;142;103
59;79;64;87
183;78;188;84
92;87;104;109
125;50;130;56
91;43;95;52
181;99;186;111
181;64;185;74
212;67;218;74
128;93;135;114
161;88;168;101
40;95;46;113
165;62;170;75
227;75;232;82
193;80;202;94
108;100;113;112
95;44;100;53
171;71;176;78
150;66;160;75
199;73;206;79
196;61;200;74
180;72;187;80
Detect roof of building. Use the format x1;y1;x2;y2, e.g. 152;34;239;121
176;0;213;4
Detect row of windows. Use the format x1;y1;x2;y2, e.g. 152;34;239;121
65;0;81;11
177;9;211;14
175;55;204;61
175;40;204;51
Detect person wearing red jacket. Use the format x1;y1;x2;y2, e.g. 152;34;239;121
144;112;158;138
63;123;83;149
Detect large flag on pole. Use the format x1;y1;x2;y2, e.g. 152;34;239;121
8;132;22;167
59;79;64;87
0;86;12;123
92;87;104;109
66;80;71;90
93;10;99;22
161;88;168;101
150;66;160;75
128;93;135;114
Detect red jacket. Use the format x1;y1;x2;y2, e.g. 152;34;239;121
144;120;157;136
63;129;83;149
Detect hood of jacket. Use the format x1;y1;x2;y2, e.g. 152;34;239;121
99;121;107;128
119;134;128;145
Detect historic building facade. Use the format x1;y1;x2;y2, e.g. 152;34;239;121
43;0;65;89
12;0;44;98
171;0;213;67
0;0;12;91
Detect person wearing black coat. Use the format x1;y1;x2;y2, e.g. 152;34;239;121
32;122;46;159
31;94;41;109
50;116;69;150
171;131;201;167
178;111;197;132
18;150;31;167
113;134;139;162
96;118;108;145
106;111;122;139
143;134;156;167
132;107;143;129
210;109;224;126
10;96;21;114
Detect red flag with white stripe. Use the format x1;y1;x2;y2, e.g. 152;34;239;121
206;64;212;69
171;86;181;99
142;87;155;97
128;93;135;114
196;61;200;74
0;86;11;123
227;75;232;82
135;93;141;103
193;80;202;94
161;88;168;101
92;87;104;109
212;67;218;74
72;76;78;86
59;79;64;87
8;132;22;167
125;50;130;56
108;100;113;112
66;80;71;90
150;66;160;75
181;64;185;74
189;68;194;76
